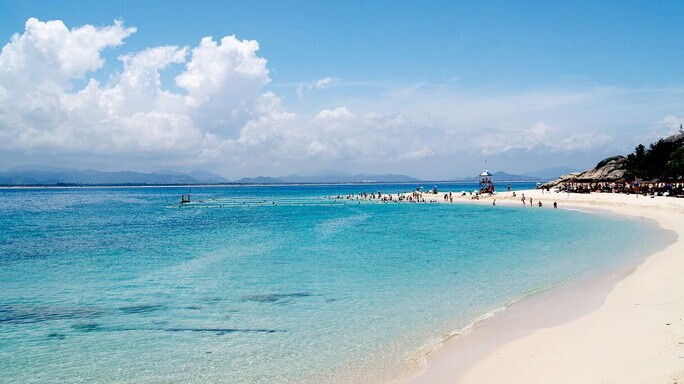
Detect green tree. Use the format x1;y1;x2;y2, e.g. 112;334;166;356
665;147;684;179
626;144;646;179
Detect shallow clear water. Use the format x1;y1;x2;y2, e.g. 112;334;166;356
0;183;669;383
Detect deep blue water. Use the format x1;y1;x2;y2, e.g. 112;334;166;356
0;183;668;383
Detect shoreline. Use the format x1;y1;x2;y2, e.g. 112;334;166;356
402;189;684;383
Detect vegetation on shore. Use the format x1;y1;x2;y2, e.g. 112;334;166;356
545;132;684;189
624;133;684;180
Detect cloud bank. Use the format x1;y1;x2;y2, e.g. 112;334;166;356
0;18;272;159
0;19;434;173
0;18;682;178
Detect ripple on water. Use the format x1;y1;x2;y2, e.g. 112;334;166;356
242;292;313;303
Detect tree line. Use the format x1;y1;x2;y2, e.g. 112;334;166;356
625;135;684;180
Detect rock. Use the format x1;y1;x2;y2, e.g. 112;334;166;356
662;132;684;145
543;132;684;188
544;156;627;188
577;156;628;181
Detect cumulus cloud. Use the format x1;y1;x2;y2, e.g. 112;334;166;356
177;36;271;137
0;18;437;173
1;18;681;178
0;18;135;151
0;18;277;161
0;18;134;87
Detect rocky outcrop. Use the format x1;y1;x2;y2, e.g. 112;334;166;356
577;156;628;181
544;131;684;189
545;156;628;188
662;132;684;145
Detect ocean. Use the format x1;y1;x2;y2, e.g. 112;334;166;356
0;183;669;383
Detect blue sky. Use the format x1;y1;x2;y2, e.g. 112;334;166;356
1;1;683;179
6;1;683;88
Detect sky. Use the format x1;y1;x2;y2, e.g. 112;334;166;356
1;0;683;179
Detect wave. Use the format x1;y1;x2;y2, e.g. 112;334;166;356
399;281;569;383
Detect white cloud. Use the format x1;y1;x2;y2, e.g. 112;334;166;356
0;18;135;151
314;77;336;89
661;115;683;134
105;46;188;117
551;132;612;152
0;18;682;179
467;120;614;156
230;104;437;165
0;18;135;87
0;19;276;160
314;106;355;121
176;36;268;97
0;19;442;174
296;76;340;98
176;36;270;137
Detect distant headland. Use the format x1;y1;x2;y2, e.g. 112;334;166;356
544;132;684;196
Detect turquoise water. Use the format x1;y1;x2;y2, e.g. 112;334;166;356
0;183;669;383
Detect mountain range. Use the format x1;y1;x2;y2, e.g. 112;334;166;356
0;166;578;186
0;166;228;186
234;173;420;184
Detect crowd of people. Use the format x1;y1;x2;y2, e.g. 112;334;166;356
549;181;684;197
333;188;457;204
333;190;431;203
332;187;563;209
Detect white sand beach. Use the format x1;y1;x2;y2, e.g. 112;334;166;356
405;189;684;384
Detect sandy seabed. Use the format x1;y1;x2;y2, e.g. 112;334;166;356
403;189;684;384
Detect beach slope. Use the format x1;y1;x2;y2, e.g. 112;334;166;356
408;189;684;384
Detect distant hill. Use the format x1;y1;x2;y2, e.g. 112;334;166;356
235;173;421;184
0;167;421;186
233;176;284;184
492;171;542;182
154;169;228;183
0;167;226;186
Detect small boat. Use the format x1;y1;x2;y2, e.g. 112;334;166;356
180;194;191;204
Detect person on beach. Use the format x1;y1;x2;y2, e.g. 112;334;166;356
538;201;542;207
521;194;525;204
530;198;533;206
493;199;496;206
553;201;557;209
